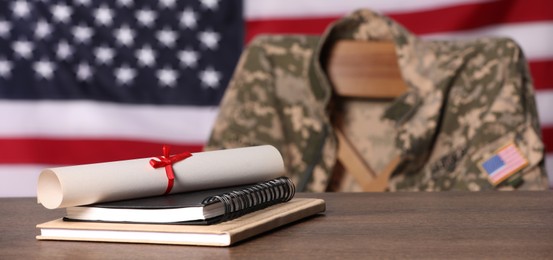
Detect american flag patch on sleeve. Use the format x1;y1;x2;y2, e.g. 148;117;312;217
481;143;529;186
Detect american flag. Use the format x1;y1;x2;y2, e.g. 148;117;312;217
482;143;529;186
1;0;552;196
0;0;243;196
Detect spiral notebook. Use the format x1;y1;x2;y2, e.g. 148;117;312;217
63;177;295;225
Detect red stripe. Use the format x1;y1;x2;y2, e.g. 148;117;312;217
0;138;204;165
542;128;553;154
390;0;553;35
529;60;553;90
4;128;551;166
245;0;553;42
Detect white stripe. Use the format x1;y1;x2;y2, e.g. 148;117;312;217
244;0;494;19
421;22;553;60
0;100;219;144
0;165;44;197
546;154;553;189
535;89;553;126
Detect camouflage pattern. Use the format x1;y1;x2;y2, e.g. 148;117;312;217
206;9;548;192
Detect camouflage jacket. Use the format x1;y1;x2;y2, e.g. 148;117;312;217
206;9;548;192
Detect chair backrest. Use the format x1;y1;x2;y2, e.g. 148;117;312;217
327;40;407;98
326;40;405;191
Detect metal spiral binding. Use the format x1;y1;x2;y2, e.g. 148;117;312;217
201;177;295;222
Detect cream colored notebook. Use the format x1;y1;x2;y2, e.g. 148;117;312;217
37;198;325;247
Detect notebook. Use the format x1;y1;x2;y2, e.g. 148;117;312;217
64;177;295;225
37;198;326;247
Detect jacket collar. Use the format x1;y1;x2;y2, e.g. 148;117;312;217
309;9;468;163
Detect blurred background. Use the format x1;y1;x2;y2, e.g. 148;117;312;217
1;0;552;196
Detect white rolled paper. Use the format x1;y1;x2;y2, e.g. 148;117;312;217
37;145;285;209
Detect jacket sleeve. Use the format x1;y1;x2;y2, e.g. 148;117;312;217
389;37;548;191
205;36;335;192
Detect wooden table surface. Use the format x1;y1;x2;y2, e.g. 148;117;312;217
1;192;552;259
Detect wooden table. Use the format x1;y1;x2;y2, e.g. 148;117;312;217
1;192;552;259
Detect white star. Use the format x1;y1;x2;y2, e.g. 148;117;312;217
180;8;197;29
115;25;135;46
75;0;91;6
159;0;176;8
51;3;72;23
12;40;33;59
136;8;156;27
157;67;178;87
94;5;113;26
198;30;220;50
157;28;177;47
73;24;94;43
0;58;13;78
136;45;156;67
12;0;32;19
34;59;56;79
115;65;136;85
117;0;134;7
200;0;219;10
199;67;221;88
0;20;11;38
76;62;93;81
56;41;73;60
178;49;199;68
95;46;114;65
35;20;52;39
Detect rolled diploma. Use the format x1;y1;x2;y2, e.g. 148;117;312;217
37;145;284;209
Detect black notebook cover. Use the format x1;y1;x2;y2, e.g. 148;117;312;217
64;177;295;225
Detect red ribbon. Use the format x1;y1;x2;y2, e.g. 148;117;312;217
149;145;192;195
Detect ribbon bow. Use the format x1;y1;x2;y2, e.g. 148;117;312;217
149;145;192;195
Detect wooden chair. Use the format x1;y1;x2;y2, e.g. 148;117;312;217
326;40;406;191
